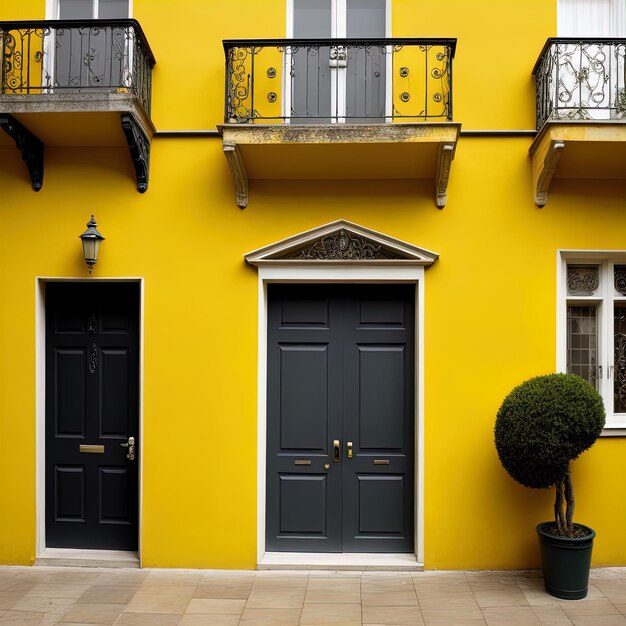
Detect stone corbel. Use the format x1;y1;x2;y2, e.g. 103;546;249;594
223;141;248;209
435;142;455;208
0;114;44;191
121;114;150;193
533;140;565;207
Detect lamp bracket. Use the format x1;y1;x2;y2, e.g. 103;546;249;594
121;114;150;193
0;114;44;191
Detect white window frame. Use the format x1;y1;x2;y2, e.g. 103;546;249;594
557;250;626;436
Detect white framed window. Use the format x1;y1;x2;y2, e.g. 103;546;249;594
558;0;626;37
49;0;131;19
558;251;626;434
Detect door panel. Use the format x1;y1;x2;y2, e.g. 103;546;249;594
54;348;87;436
46;282;139;550
267;284;414;553
280;345;329;450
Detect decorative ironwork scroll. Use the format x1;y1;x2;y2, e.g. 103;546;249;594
88;342;98;374
615;308;626;413
87;313;96;335
533;38;626;129
615;265;626;296
567;265;599;296
291;229;383;260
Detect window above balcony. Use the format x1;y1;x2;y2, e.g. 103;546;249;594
529;38;626;206
218;38;460;209
0;19;155;191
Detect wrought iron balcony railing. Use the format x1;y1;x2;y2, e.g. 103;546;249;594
533;38;626;129
0;19;155;115
223;38;456;123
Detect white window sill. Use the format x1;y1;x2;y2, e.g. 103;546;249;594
601;425;626;437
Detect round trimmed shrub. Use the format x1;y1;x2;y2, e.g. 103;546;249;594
495;373;605;489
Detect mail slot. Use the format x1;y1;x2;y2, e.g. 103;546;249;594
294;459;312;466
79;444;104;454
373;459;390;465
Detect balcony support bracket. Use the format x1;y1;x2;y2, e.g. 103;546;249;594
121;114;150;193
0;114;44;191
533;139;565;207
435;142;455;208
223;140;248;209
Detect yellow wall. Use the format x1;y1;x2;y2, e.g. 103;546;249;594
1;0;626;570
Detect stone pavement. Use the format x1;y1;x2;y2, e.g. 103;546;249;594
0;566;625;625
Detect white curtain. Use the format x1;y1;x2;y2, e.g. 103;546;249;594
558;0;626;36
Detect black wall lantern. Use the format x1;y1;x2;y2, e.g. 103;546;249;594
79;215;105;273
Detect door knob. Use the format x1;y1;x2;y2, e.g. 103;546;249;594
121;436;135;461
347;441;353;459
333;439;340;462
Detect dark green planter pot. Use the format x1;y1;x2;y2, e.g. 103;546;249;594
536;522;595;600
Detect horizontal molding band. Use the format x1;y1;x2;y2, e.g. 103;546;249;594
153;129;538;138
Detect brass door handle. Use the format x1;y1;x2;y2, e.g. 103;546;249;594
347;441;353;459
121;436;135;461
333;439;340;462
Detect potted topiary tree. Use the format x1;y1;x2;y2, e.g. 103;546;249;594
494;373;605;600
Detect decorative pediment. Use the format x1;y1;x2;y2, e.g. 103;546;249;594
244;220;439;266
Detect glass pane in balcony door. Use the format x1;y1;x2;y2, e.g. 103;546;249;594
99;0;129;18
59;0;93;18
292;0;332;122
346;0;386;121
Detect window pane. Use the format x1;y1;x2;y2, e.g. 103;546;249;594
99;0;129;19
567;265;600;296
567;305;598;387
615;304;626;412
59;0;93;19
615;265;626;296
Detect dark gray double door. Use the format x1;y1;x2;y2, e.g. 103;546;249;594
267;284;415;553
45;282;139;550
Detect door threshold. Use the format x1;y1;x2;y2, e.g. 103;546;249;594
258;552;423;571
36;548;140;568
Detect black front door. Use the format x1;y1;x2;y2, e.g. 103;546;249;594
266;284;415;553
45;282;139;550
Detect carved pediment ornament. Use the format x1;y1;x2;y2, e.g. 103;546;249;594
243;220;439;266
289;229;383;261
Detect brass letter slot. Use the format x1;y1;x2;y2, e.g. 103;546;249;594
294;460;311;466
80;444;104;454
373;459;390;465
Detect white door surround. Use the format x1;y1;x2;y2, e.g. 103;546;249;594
245;220;437;568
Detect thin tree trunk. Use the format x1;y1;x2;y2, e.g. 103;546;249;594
554;479;565;535
564;465;575;538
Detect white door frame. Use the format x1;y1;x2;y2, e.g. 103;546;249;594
255;266;425;566
35;277;144;562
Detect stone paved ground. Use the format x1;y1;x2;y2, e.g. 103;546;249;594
0;566;625;625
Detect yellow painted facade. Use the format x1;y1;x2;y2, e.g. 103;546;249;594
0;0;625;571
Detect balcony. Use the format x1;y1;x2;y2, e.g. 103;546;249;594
0;19;156;191
218;38;459;208
530;38;626;206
